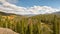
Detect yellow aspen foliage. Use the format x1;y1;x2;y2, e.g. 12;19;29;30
2;16;7;19
7;15;15;20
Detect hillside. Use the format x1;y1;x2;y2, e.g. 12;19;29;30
53;11;60;14
0;11;60;34
29;14;60;34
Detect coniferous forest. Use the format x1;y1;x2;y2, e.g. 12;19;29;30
0;11;60;34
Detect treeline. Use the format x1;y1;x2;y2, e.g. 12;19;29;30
0;13;60;34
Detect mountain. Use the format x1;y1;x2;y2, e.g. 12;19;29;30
52;11;60;14
0;11;27;17
0;11;16;16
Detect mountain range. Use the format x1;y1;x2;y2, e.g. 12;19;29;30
0;10;60;16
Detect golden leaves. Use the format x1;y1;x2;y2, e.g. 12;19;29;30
2;15;15;20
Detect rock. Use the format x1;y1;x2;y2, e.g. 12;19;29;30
0;28;19;34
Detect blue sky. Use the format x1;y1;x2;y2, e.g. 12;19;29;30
0;0;60;15
13;0;60;8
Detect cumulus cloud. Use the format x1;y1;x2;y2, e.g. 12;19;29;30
0;0;26;11
0;0;31;15
27;6;60;14
0;0;60;15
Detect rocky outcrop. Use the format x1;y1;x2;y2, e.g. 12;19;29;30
0;28;19;34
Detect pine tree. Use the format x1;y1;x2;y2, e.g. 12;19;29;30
37;18;42;34
53;15;59;34
28;19;33;34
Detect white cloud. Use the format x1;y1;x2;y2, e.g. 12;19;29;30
0;0;60;15
27;6;60;14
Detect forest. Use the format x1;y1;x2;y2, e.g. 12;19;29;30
0;11;60;34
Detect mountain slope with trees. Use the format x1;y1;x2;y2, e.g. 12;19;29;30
0;11;60;34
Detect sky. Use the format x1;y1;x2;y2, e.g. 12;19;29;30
0;0;60;15
10;0;60;8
